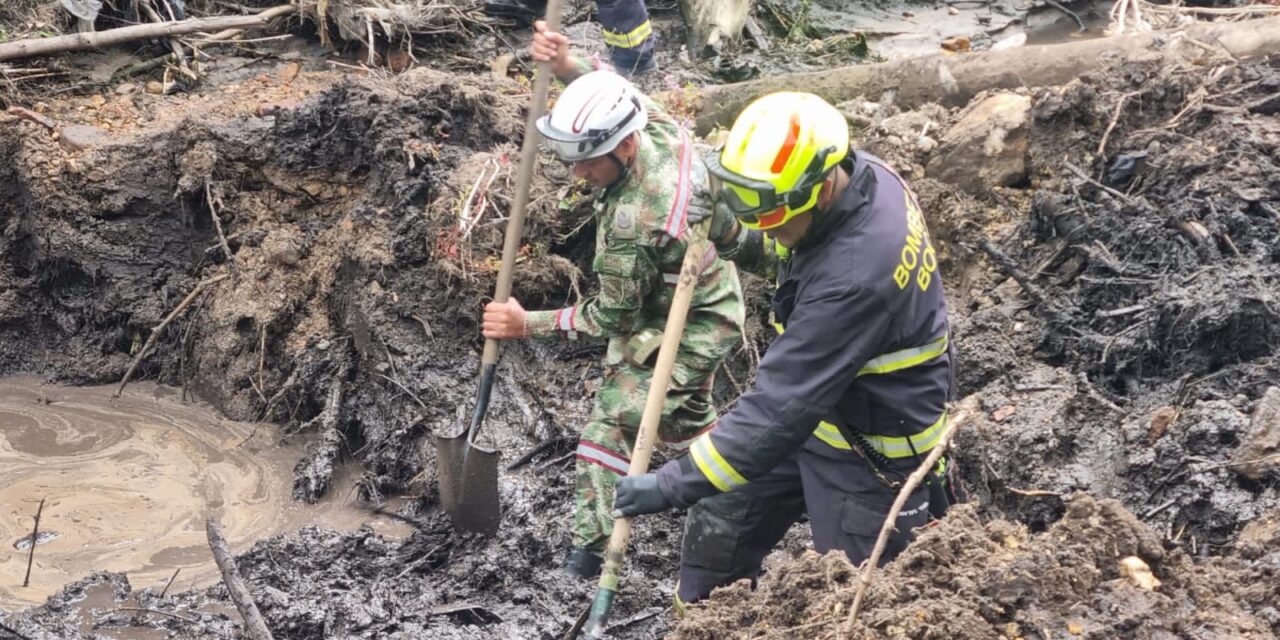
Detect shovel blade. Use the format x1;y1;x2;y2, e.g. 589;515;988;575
434;433;501;535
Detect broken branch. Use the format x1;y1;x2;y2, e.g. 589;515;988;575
4;106;56;131
0;7;297;63
841;396;980;635
116;273;230;398
206;517;274;640
206;181;234;264
1064;160;1138;206
22;498;46;588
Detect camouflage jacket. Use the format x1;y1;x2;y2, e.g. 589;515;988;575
525;56;744;377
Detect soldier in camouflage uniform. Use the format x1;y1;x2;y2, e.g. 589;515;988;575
481;21;744;577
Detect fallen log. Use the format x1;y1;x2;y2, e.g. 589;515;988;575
206;517;274;640
693;15;1280;135
0;7;296;63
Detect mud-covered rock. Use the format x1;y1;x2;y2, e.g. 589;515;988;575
926;91;1031;192
1233;386;1280;480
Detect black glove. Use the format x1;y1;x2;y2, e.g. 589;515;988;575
612;473;672;518
687;184;741;248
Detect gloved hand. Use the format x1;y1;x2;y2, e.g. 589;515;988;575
612;473;672;518
688;184;741;249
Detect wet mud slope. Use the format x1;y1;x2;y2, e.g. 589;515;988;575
0;65;683;638
670;54;1280;639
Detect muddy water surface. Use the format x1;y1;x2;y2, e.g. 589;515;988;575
0;376;411;610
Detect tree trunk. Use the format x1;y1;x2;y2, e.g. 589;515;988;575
0;7;296;62
693;15;1280;135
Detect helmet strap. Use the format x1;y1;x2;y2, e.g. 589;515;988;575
602;133;636;193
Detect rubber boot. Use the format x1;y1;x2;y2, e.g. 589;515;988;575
563;547;603;579
611;50;657;78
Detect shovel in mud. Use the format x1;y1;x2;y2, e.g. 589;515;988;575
434;0;566;536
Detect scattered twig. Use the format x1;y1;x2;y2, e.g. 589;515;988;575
1076;372;1126;414
537;450;576;472
206;517;274;640
411;313;434;340
394;542;450;579
1096;91;1138;157
138;1;197;81
116;273;230;397
110;607;198;624
1219;231;1242;258
22;498;46;588
751;616;842;639
606;607;667;632
1063;160;1138;207
1008;487;1064;497
160;568;182;598
506;437;569;471
1188;452;1280;471
374;372;429;411
974;236;1070;324
841;396;980;635
1142;497;1178;518
4;106;56;131
206;181;234;264
1096;304;1146;319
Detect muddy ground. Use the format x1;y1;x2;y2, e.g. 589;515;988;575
670;45;1280;640
2;2;1279;640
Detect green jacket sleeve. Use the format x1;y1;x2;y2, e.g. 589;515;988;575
526;241;659;339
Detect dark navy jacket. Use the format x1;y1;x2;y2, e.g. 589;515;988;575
657;153;952;507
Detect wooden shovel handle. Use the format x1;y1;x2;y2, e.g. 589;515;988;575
482;0;565;367
583;220;712;637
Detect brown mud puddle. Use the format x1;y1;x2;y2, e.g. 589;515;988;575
0;376;412;610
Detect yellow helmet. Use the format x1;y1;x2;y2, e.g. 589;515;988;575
707;92;849;230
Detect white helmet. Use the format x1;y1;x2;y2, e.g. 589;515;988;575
537;70;648;163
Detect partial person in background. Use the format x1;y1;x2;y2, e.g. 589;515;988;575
483;0;657;76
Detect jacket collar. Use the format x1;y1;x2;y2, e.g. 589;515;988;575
791;153;877;254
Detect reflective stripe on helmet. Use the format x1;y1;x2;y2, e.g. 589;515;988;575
536;71;648;162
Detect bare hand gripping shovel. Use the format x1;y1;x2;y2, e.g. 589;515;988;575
434;0;564;536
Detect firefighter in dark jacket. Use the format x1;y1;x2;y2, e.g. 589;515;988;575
613;91;962;608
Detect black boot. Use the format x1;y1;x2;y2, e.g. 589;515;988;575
483;0;547;26
563;547;603;579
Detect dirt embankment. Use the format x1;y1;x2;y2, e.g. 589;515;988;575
670;51;1280;639
0;62;693;639
3;10;1280;640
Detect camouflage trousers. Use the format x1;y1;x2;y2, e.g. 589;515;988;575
573;356;719;551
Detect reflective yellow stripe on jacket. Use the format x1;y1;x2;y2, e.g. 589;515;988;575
690;432;747;492
602;20;653;49
694;237;950;491
813;411;948;458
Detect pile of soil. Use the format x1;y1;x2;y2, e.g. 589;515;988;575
666;51;1280;639
673;496;1280;639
